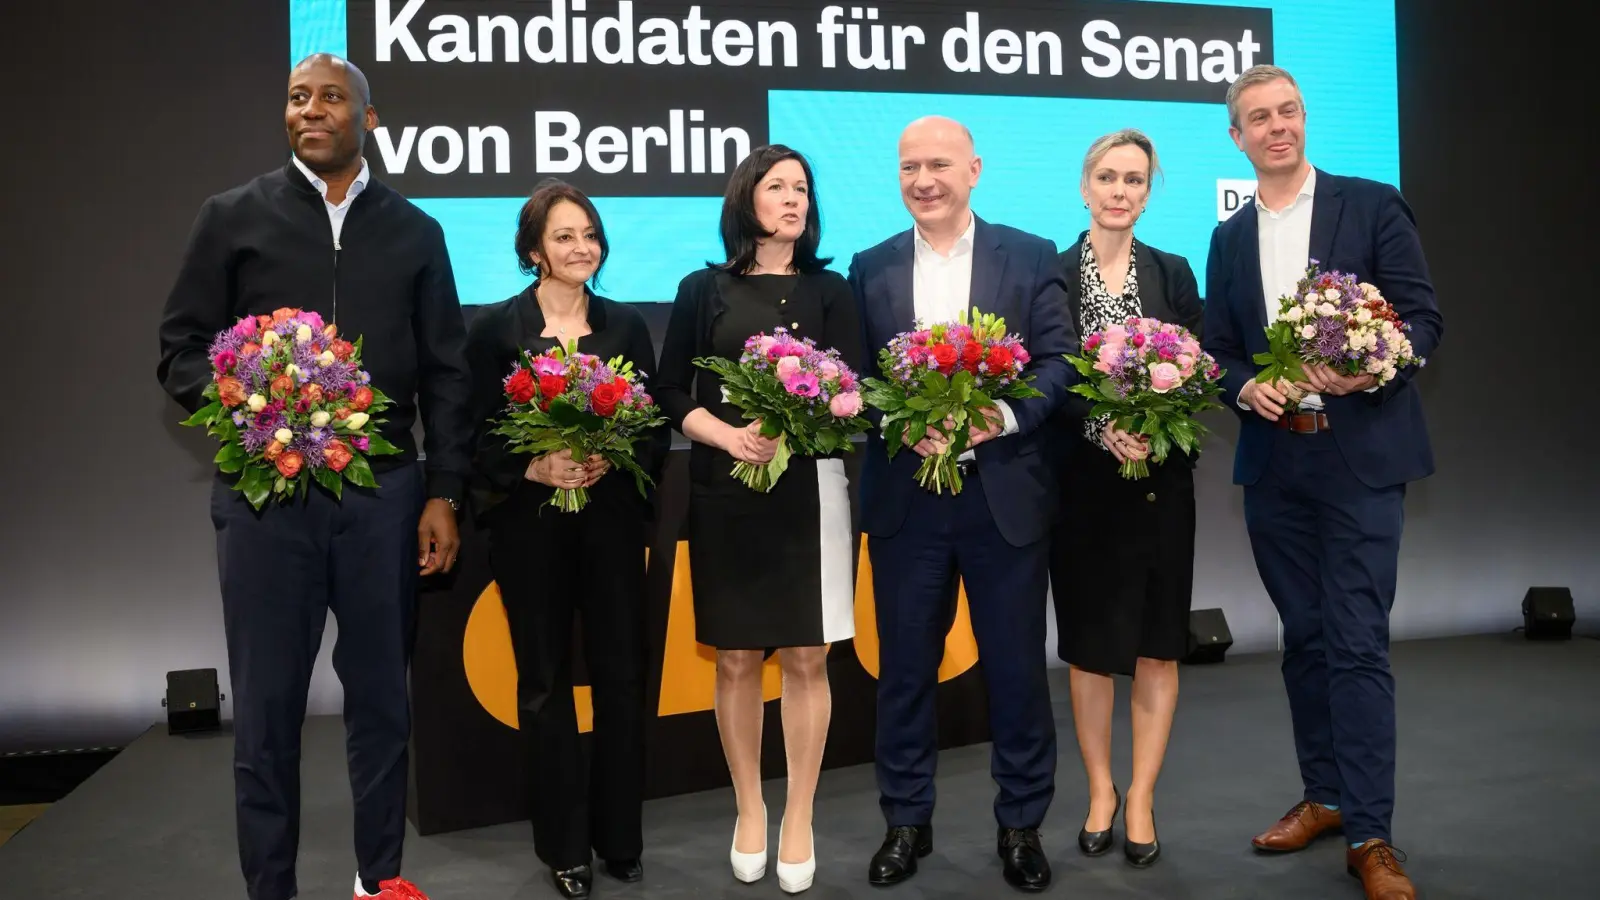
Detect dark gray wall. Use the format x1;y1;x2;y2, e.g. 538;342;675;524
1;0;1593;752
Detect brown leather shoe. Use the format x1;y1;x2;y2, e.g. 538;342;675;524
1251;801;1343;852
1346;839;1415;899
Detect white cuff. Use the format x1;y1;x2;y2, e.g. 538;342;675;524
995;399;1019;436
1236;388;1252;411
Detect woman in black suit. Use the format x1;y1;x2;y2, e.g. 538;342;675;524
465;178;669;900
654;145;861;894
1051;129;1202;869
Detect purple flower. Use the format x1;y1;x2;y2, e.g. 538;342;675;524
1314;317;1346;359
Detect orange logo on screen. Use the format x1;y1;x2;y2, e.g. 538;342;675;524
462;537;979;731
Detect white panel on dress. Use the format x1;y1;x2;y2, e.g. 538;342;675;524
814;458;856;642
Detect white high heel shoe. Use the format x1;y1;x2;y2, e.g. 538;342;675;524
776;819;816;894
729;804;767;883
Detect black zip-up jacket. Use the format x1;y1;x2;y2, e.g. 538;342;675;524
156;161;472;502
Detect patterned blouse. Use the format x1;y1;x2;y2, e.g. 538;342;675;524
1080;239;1141;450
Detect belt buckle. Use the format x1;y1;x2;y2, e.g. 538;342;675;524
954;459;974;476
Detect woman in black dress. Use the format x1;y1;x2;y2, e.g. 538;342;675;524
465;179;668;900
1051;130;1202;869
655;145;861;894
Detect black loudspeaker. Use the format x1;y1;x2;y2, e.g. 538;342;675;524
163;669;224;734
1521;587;1575;640
1184;608;1233;664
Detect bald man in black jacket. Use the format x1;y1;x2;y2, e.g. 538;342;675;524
157;53;469;900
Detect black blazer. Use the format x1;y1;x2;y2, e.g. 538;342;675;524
1057;233;1203;465
464;285;669;525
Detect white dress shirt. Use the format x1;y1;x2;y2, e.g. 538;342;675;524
1247;165;1322;410
291;154;369;245
910;213;1018;456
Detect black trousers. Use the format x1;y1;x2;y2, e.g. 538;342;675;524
487;488;648;870
210;462;424;900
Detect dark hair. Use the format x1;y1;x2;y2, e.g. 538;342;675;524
514;178;609;286
714;144;832;274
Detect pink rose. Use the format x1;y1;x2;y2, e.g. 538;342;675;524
1132;333;1146;348
1103;324;1128;344
828;390;863;417
1084;334;1102;351
1177;354;1196;377
1093;357;1116;375
232;317;258;339
819;360;840;380
911;330;932;345
775;356;802;380
757;334;779;355
1148;362;1182;393
1014;346;1030;365
839;373;857;391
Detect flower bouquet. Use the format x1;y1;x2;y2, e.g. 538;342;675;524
181;307;401;510
692;327;870;492
862;308;1043;494
1254;262;1426;404
1064;317;1225;479
489;341;666;512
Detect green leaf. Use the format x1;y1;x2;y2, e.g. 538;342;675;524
344;454;378;489
314;465;344;499
182;401;224;427
239;468;272;510
364;433;402;456
921;370;950;394
545;399;586;428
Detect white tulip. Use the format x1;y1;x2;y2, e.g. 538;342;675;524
317;350;336;367
274;428;293;444
296;324;313;343
247;394;267;412
285;364;303;380
261;330;279;346
311;411;331;427
345;412;370;430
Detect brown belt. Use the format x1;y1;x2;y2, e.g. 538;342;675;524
1276;411;1331;434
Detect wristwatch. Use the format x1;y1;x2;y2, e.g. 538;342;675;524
437;496;461;512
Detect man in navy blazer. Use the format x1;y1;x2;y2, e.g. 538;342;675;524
847;116;1078;893
1202;66;1441;900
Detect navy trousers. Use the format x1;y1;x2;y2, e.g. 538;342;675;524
1243;430;1405;845
211;462;425;900
869;469;1057;830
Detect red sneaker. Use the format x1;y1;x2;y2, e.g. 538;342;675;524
357;877;430;900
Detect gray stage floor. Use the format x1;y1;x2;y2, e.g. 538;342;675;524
3;634;1596;899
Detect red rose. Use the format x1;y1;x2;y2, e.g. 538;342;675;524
984;345;1015;375
591;379;625;417
930;343;958;374
505;369;536;404
960;341;984;373
537;374;568;410
264;439;285;461
275;451;304;479
350;386;375;412
323;439;353;473
270;374;294;398
217;376;246;407
330;339;355;361
299;383;325;405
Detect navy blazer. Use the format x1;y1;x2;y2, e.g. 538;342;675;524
1202;169;1444;488
848;216;1079;547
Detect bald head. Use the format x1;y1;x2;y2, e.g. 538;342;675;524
292;53;370;106
900;115;975;155
897;116;981;241
286;52;377;178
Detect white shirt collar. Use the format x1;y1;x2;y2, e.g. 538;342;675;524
914;211;976;258
1255;165;1315;213
291;154;369;203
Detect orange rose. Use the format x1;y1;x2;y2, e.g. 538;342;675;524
217;376;247;407
270;374;294;398
241;341;261;356
264;439;285;461
351;386;374;411
256;314;273;331
271;308;297;324
322;323;338;341
299;383;325;405
275;451;303;479
333;408;353;421
323;440;353;473
330;339;355;361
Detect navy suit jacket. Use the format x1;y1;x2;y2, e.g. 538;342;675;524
848;217;1079;547
1202;170;1443;488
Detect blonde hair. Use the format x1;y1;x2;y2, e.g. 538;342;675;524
1225;65;1303;129
1080;128;1161;188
